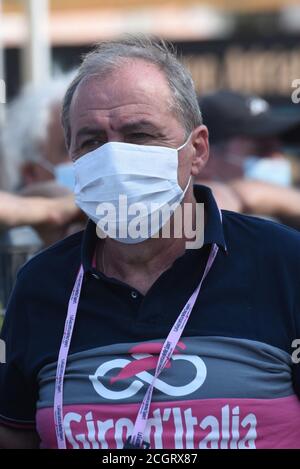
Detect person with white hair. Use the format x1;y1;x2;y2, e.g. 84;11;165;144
0;36;300;450
0;72;85;246
1;72;76;193
0;74;85;312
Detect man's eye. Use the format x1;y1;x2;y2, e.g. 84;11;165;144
130;133;152;141
81;139;103;150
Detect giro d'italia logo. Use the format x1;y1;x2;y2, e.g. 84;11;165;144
89;341;207;400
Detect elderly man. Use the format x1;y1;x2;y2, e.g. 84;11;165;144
1;74;75;192
0;36;300;450
0;75;85;247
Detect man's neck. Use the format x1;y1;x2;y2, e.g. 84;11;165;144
96;186;197;294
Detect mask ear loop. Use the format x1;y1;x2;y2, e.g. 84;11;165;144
177;131;193;195
180;175;192;201
177;132;193;195
177;132;193;151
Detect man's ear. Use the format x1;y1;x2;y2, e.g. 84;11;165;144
191;125;210;178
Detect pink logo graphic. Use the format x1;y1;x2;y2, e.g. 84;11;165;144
89;341;207;400
110;341;186;384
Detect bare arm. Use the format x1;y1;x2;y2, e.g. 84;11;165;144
0;424;40;449
0;191;82;230
230;179;300;219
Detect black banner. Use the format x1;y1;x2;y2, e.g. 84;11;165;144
1;449;299;467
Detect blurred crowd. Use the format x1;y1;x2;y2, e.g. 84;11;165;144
197;90;300;229
1;70;300;312
0;73;86;310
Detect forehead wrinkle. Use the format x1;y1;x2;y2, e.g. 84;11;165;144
75;107;163;132
76;103;156;120
69;63;184;143
72;62;174;114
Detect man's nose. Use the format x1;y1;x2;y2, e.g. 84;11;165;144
105;130;125;144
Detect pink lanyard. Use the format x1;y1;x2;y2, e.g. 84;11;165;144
54;243;219;449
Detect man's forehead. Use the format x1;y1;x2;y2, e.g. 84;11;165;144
71;60;172;112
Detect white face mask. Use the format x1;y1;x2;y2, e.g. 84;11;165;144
244;156;292;187
74;137;191;244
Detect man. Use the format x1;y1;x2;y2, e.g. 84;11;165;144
0;36;300;450
197;90;300;228
198;89;300;184
0;74;85;247
1;74;75;192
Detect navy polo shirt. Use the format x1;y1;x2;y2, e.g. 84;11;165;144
0;184;300;449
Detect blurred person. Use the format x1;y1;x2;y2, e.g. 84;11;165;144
0;36;300;451
199;90;300;184
1;73;76;193
197;90;300;226
0;181;84;313
0;75;85;312
0;73;86;246
0;190;83;312
0;190;83;233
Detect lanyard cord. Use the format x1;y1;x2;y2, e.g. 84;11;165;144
54;243;219;449
54;265;84;448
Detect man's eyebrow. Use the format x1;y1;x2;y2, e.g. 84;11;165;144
118;120;161;133
75;127;104;142
74;120;162;145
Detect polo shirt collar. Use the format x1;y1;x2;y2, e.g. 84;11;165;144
194;184;227;250
81;184;227;273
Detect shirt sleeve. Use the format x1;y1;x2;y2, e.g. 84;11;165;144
0;269;37;429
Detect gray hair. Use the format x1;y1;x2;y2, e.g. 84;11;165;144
62;35;202;149
1;71;75;191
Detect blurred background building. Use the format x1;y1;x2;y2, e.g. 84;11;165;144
2;0;300;107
